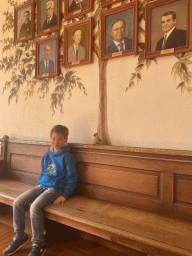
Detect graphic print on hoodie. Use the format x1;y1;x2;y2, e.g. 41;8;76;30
46;162;56;176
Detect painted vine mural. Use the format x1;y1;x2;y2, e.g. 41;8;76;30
0;0;88;115
0;0;192;144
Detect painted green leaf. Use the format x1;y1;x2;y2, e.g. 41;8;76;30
180;59;192;65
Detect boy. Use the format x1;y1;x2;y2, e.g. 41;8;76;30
3;125;78;256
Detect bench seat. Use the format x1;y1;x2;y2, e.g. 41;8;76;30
0;178;192;256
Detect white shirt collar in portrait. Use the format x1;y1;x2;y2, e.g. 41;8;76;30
73;44;79;51
47;15;53;24
164;26;175;39
44;59;49;67
113;39;125;51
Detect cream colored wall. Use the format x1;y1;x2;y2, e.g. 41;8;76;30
107;56;192;149
0;0;192;150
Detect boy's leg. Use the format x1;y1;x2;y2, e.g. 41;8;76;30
13;185;45;237
30;187;62;244
3;185;45;255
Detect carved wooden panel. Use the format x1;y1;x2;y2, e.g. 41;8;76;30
175;174;192;205
2;139;192;219
77;164;161;198
11;154;41;174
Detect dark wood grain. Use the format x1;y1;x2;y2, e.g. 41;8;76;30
0;137;192;255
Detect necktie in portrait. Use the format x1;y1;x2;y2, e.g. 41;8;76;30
162;35;167;50
46;61;49;72
118;42;124;51
76;47;78;60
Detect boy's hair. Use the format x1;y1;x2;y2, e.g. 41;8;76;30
50;125;69;140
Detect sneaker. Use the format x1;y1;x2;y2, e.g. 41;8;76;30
28;243;46;256
3;233;29;255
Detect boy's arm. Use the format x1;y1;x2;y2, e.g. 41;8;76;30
37;157;45;184
62;153;78;200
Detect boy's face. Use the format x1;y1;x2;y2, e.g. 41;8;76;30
51;132;67;153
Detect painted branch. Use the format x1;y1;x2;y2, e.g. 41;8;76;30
97;59;108;145
97;3;109;145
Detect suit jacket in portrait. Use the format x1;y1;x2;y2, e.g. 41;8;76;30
68;44;86;62
19;20;31;38
41;13;57;31
68;0;88;13
39;59;55;75
105;37;132;54
155;28;186;51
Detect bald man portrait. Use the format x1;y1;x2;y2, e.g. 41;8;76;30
39;45;55;75
155;11;186;51
106;18;132;54
68;29;86;62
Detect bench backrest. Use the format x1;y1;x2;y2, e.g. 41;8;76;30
1;137;192;220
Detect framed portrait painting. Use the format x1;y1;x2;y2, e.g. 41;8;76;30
36;34;59;79
37;0;61;36
145;0;192;58
64;0;93;20
63;18;93;68
101;1;138;60
14;0;35;44
101;0;123;8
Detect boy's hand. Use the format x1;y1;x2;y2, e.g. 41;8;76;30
53;196;66;204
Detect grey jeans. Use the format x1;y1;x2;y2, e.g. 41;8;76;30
13;184;62;243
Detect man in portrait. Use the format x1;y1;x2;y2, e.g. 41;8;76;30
19;10;31;38
68;29;86;62
106;18;132;54
155;11;186;51
68;0;88;13
39;44;55;75
41;1;57;31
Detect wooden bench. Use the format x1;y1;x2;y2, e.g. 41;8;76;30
0;136;192;256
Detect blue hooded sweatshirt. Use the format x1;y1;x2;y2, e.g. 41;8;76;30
37;145;78;199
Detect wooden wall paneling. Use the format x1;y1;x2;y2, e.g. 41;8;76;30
175;174;192;205
173;174;192;219
70;143;192;159
77;183;163;212
0;143;5;176
161;172;174;215
77;163;161;198
6;142;44;182
8;142;49;157
0;138;8;177
0;140;4;158
11;154;41;174
73;149;192;175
